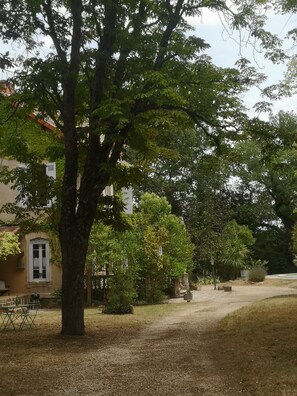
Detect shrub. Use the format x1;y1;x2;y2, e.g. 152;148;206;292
197;275;220;285
102;303;134;314
248;266;267;282
246;258;268;270
103;265;136;315
51;288;62;304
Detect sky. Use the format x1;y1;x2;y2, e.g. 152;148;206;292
187;8;297;118
0;5;296;119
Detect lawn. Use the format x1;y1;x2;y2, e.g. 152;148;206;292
0;303;185;395
215;295;297;396
1;294;297;395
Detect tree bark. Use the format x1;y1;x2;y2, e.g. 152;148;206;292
60;228;88;335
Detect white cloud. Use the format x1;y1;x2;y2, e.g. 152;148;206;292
188;10;222;29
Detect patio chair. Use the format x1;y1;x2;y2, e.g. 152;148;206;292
20;302;40;329
0;306;17;330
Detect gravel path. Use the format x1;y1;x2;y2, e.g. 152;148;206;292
54;285;297;396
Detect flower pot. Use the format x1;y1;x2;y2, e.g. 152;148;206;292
184;292;193;302
240;270;249;279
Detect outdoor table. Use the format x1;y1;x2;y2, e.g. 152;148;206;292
0;303;39;331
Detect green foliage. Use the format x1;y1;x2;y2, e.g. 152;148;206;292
245;258;268;270
197;275;221;285
248;266;267;282
140;194;171;222
293;223;297;267
221;220;255;269
0;232;21;261
90;194;194;306
134;193;194;303
86;220;138;309
253;228;294;274
87;222;127;272
103;303;134;315
227;112;297;271
0;104;63;225
103;266;135;315
292;223;297;254
51;288;62;305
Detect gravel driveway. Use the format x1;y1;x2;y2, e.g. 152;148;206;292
54;285;297;396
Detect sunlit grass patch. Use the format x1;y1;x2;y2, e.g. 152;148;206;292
219;295;297;395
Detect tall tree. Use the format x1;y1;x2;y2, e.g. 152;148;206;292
229;112;297;268
0;1;281;335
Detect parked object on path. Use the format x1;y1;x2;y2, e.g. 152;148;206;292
184;291;193;302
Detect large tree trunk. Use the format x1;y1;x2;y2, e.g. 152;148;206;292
85;264;93;307
59;131;113;335
60;229;89;335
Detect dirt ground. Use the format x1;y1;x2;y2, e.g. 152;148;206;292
51;283;297;396
1;281;297;396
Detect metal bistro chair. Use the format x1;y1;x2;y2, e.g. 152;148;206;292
0;305;16;330
20;293;40;330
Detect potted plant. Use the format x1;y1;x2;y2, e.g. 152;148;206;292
183;289;193;302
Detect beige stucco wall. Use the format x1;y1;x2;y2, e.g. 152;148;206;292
0;231;62;297
0;159;19;222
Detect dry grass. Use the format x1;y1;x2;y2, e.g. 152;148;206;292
0;304;185;396
226;278;297;289
1;295;297;395
214;295;297;396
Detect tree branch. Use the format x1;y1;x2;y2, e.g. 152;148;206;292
154;0;185;71
0;100;21;125
42;0;67;64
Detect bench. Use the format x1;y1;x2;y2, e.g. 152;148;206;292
0;281;9;296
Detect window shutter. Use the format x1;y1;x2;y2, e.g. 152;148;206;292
45;162;56;179
45;162;56;207
121;187;133;214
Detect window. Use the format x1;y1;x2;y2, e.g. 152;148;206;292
121;187;133;214
45;162;56;179
44;162;56;207
29;239;50;282
17;162;56;208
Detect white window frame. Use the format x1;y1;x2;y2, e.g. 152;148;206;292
121;186;133;214
102;185;114;197
44;162;56;207
29;239;50;282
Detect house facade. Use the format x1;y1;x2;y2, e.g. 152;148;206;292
0;159;133;299
0;228;62;297
0;81;133;299
0;158;62;298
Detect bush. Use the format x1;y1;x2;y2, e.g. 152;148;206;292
102;303;134;314
248;266;267;282
103;265;136;315
197;275;220;285
246;258;268;270
51;288;62;304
